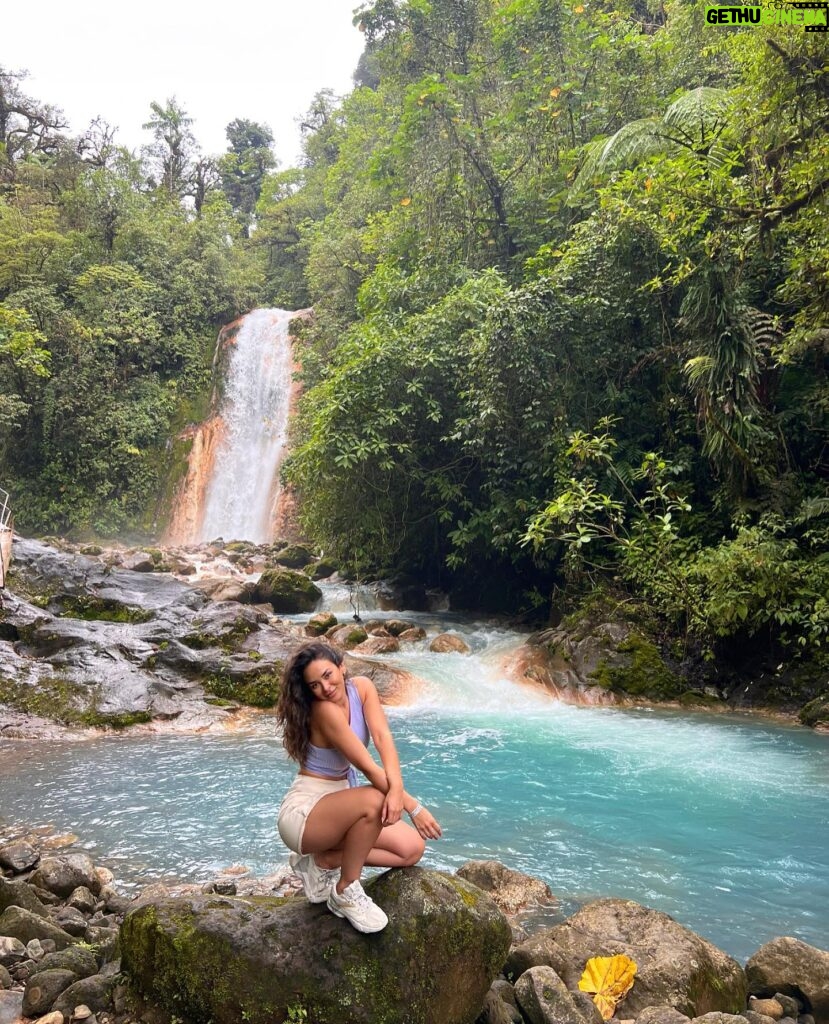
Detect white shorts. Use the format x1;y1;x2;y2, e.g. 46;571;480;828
277;774;349;854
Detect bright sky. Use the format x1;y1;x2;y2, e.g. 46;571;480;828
3;0;367;166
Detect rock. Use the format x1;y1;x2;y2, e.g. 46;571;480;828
688;1016;750;1024
0;989;24;1024
508;899;746;1019
352;635;400;655
636;1008;692;1024
122;552;155;572
66;888;97;916
0;878;50;918
0;841;39;873
83;926;119;961
271;544;315;569
776;996;804;1018
72;1006;95;1023
399;626;427;642
384;618;417;637
22;969;78;1016
515;965;600;1024
750;1000;784;1020
52;975;115;1018
0;906;75;950
254;567;321;613
26;939;46;960
457;860;555;915
326;623;369;648
32;1013;64;1024
121;868;511;1024
306;559;337;581
0;965;11;989
0;936;26;967
746;938;829;1024
305;611;337;636
29;947;99;980
54;908;89;938
745;1013;777;1024
478;985;524;1024
429;632;471;654
30;855;101;898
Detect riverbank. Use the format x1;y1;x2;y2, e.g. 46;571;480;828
1;826;827;1024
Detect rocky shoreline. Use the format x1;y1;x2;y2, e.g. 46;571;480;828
1;535;826;739
1;829;827;1024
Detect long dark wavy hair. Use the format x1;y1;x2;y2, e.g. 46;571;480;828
276;642;346;764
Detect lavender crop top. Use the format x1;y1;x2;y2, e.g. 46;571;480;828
303;680;369;787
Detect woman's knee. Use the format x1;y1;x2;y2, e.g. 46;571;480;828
400;830;426;866
357;787;385;823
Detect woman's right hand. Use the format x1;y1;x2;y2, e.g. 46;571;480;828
411;806;442;840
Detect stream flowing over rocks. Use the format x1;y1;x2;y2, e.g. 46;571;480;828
1;833;827;1024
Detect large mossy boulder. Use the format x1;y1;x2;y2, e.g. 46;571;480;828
254;568;321;613
121;868;511;1024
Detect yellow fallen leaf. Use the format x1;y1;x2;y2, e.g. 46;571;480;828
578;954;637;1021
550;87;562;98
400;197;411;206
574;4;585;11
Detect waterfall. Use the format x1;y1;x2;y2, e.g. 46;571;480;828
171;305;296;548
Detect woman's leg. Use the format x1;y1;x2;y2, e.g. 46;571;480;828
301;785;385;893
364;820;425;868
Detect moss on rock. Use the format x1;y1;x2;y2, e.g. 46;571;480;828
591;632;683;700
254;569;321;614
120;869;510;1024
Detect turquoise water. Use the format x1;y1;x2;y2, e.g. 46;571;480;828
1;611;828;962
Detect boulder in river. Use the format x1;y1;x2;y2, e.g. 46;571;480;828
121;867;511;1024
253;567;321;613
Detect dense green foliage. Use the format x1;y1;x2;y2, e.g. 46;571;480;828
2;5;828;670
253;1;827;661
0;74;265;534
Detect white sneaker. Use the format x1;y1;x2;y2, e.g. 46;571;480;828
326;879;388;933
289;852;340;903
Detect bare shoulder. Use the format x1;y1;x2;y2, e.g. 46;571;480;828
351;675;377;701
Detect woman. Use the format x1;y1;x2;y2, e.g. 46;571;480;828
276;641;442;933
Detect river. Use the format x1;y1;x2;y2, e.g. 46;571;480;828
1;585;827;962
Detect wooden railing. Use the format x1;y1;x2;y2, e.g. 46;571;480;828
0;487;12;590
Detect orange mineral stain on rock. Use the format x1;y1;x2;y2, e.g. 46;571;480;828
165;415;227;546
501;644;622;707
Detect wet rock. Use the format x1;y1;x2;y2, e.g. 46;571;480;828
384;618;417;637
122;868;510;1024
0;878;50;918
399;626;427;642
508;899;746;1019
271;545;315;569
305;559;336;581
0;965;10;989
0;906;75;950
515;965;600;1024
326;623;368;649
254;567;320;613
30;855;101;898
0;841;39;873
430;632;471;654
305;611;337;636
746;938;829;1024
22;969;78;1016
122;552;155;573
352;635;400;655
457;860;555;915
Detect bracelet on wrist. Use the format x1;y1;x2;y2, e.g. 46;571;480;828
408;801;423;819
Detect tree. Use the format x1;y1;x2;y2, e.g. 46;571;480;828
218;118;276;235
142;98;197;199
0;67;67;178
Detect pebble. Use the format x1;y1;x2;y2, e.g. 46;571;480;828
33;1013;65;1024
750;999;785;1020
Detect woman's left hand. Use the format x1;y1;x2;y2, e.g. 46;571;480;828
382;788;404;826
411;806;442;841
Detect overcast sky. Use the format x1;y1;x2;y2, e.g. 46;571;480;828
3;0;366;165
